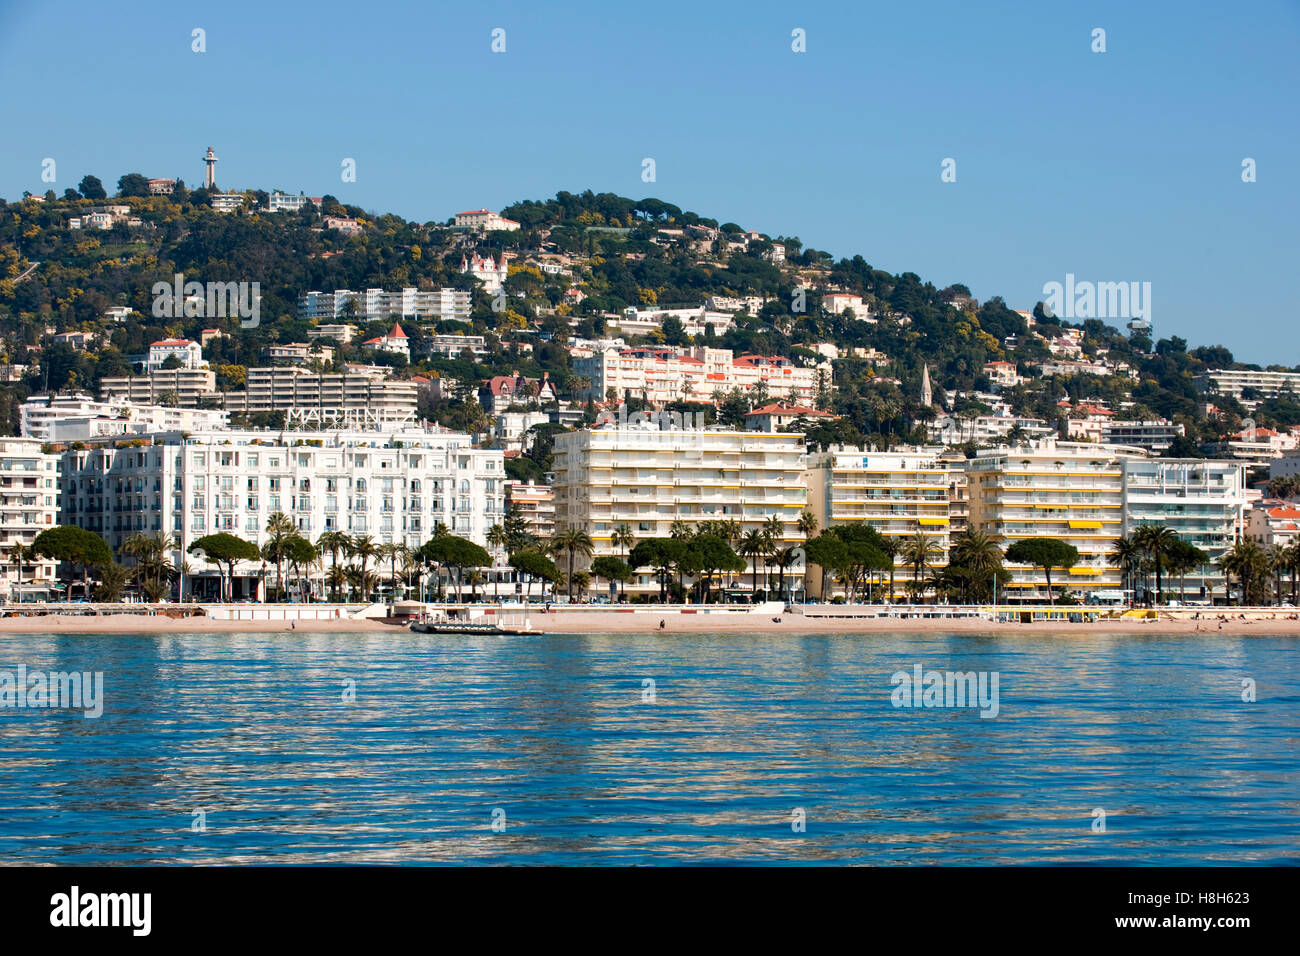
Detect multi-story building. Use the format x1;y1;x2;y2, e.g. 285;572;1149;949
605;307;734;338
1119;457;1246;601
804;447;951;599
928;414;1054;445
573;346;822;406
58;428;505;600
553;426;808;598
482;372;557;414
453;209;521;231
264;191;320;214
306;324;358;344
210;193;246;213
20;394;228;442
300;288;470;324
262;342;334;366
220;369;418;418
504;480;555;542
461;254;508;294
100;369;217;406
0;439;61;601
145;338;205;371
1195;368;1300;408
1100;419;1185;453
966;439;1125;601
427;334;487;359
1246;502;1300;550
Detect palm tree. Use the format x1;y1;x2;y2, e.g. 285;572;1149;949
486;523;507;600
379;542;404;603
738;529;771;596
900;531;942;603
316;531;351;601
797;511;819;539
769;546;800;602
880;537;900;603
264;512;295;602
1284;541;1300;605
1267;544;1288;605
552;527;594;602
348;534;379;601
948;529;1003;603
8;542;32;600
1134;524;1178;605
325;564;348;603
1108;536;1142;606
612;522;635;557
668;519;692;540
465;569;485;603
1220;540;1268;606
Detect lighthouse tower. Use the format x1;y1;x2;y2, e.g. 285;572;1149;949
202;146;218;189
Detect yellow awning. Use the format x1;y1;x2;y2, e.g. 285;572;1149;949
918;517;949;525
1069;520;1102;529
1069;567;1103;575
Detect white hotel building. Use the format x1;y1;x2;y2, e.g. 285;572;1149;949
553;426;808;598
300;287;471;324
1118;457;1246;601
0;439;61;601
58;428;505;600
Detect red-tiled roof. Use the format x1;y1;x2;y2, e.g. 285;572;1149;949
151;339;195;347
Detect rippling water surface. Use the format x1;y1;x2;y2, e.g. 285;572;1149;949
0;630;1296;864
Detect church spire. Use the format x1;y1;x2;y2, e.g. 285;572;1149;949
921;364;932;407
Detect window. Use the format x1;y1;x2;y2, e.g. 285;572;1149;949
269;495;280;510
269;477;281;492
247;496;259;510
193;453;206;467
247;453;259;468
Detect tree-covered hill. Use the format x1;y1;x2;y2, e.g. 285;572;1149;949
0;181;1294;448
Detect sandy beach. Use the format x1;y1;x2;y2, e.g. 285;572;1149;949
0;607;1297;636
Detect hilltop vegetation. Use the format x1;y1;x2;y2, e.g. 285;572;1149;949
1;180;1295;448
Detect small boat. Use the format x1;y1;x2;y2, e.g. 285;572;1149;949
409;610;543;636
411;619;509;635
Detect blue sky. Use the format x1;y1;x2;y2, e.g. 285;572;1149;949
2;0;1296;364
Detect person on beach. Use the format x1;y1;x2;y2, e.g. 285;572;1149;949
659;619;665;630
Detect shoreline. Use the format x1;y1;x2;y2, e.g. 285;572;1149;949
0;608;1297;636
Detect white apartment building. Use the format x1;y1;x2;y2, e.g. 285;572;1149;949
966;439;1125;601
929;415;1054;445
300;287;471;324
805;447;951;600
21;394;228;442
0;439;61;601
553;426;808;598
573;346;822;406
1195;369;1300;408
306;324;358;344
605;307;734;338
1100;420;1185;453
58;428;505;600
1118;457;1246;601
427;334;487;359
264;192;319;213
210;194;246;213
